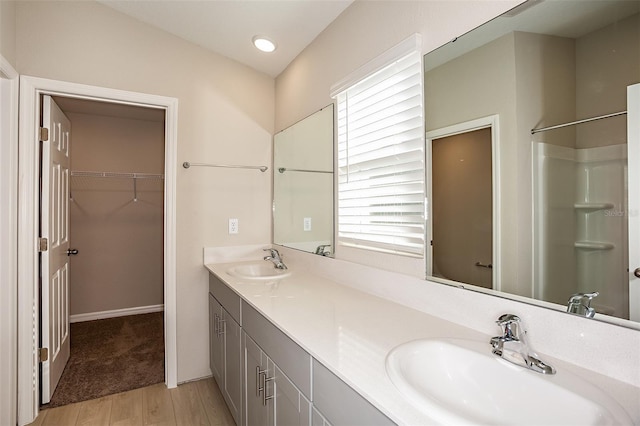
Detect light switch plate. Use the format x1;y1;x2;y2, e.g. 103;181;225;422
304;217;312;231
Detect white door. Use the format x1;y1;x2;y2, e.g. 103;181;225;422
628;83;640;322
41;95;71;404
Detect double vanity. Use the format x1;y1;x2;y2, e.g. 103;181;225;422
205;248;639;425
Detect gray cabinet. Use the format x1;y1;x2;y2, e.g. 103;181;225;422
242;301;312;400
243;332;310;426
312;407;332;426
244;332;273;426
273;363;311;426
208;272;393;426
209;294;224;385
312;360;394;426
224;309;242;423
209;274;243;425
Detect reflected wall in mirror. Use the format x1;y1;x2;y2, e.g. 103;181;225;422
424;0;640;325
273;104;334;255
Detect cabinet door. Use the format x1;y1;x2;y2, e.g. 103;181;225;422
273;364;310;426
312;407;332;426
312;360;394;426
209;294;224;386
244;333;273;426
224;310;242;425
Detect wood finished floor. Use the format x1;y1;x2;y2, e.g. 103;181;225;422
29;378;235;426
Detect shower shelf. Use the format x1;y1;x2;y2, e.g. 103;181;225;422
574;241;615;250
574;203;614;212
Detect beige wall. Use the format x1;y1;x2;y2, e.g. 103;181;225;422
515;32;576;149
16;0;274;382
275;0;522;275
513;32;576;297
275;1;521;132
426;33;524;294
576;13;640;148
0;1;16;65
68;112;164;316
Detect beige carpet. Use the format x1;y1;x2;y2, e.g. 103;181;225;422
47;312;165;408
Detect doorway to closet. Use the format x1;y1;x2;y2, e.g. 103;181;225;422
41;95;166;407
18;76;178;426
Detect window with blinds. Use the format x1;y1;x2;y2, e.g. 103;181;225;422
335;49;425;256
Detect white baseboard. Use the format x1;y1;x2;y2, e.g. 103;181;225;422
70;304;164;323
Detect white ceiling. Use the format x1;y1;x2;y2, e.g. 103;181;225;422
98;0;353;78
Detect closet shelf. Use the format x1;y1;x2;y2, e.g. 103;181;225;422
574;202;614;212
574;241;615;250
70;170;163;202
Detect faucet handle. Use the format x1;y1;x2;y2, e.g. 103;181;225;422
568;292;599;304
567;292;599;318
263;248;278;256
495;314;521;340
496;313;520;326
315;244;331;255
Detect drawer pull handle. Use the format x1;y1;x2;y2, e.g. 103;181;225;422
260;370;274;406
257;368;274;406
256;366;264;396
215;315;225;337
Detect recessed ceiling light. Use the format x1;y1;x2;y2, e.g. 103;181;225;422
252;36;277;53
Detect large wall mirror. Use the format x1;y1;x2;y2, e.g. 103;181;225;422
273;104;334;256
424;0;640;326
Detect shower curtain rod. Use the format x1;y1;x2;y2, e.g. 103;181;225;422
182;162;268;172
531;111;627;134
70;170;164;179
277;167;333;174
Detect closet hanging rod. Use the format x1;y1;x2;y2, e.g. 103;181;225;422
182;162;268;172
531;111;627;135
70;170;164;179
277;167;333;174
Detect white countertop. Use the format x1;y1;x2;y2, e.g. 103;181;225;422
205;259;640;425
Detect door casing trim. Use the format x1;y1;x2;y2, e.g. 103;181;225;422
0;54;19;426
17;76;178;425
425;114;501;292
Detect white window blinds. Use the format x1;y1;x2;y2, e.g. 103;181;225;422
335;48;425;256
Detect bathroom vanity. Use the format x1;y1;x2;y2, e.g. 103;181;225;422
207;265;394;426
205;248;640;425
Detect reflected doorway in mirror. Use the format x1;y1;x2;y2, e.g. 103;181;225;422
426;115;501;291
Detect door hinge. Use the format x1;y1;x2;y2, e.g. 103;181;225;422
39;127;49;142
38;237;48;252
38;348;49;363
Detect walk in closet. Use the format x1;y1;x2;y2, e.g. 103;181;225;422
45;97;166;406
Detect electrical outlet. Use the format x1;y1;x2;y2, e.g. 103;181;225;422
303;217;312;231
228;218;239;234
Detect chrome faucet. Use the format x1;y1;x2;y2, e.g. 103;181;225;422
314;244;331;256
263;248;287;270
567;292;599;318
490;314;555;375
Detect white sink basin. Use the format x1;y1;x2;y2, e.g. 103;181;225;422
386;338;631;425
226;263;291;280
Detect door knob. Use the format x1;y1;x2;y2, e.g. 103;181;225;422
635;268;640;279
67;248;79;256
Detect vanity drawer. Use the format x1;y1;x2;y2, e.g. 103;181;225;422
242;300;312;398
209;273;241;324
312;360;394;426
